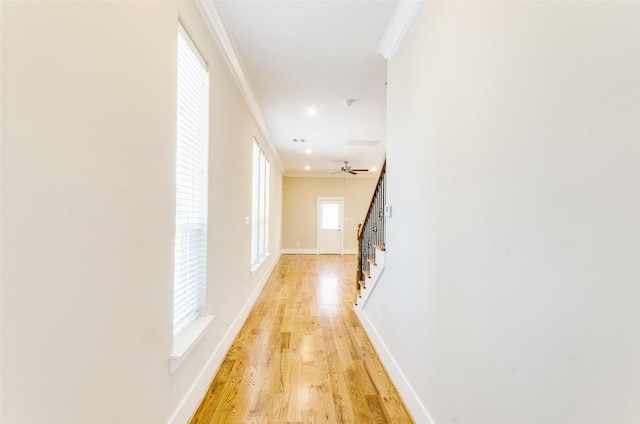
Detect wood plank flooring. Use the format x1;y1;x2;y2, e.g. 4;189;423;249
189;254;414;424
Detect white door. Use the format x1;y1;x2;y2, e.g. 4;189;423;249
317;198;343;254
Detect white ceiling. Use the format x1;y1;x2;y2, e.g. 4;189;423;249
212;0;399;177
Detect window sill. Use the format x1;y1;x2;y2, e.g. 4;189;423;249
169;315;214;374
251;252;270;273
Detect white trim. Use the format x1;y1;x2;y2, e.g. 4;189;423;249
166;253;281;424
169;315;214;374
178;22;207;69
194;0;283;172
284;171;378;179
281;248;318;255
377;0;423;60
355;307;436;424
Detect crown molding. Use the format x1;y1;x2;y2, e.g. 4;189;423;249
377;1;423;60
194;0;284;172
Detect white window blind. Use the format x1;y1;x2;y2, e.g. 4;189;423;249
174;27;209;336
251;140;270;268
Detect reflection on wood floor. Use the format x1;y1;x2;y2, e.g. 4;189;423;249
190;254;414;424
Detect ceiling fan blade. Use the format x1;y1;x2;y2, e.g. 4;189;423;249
349;171;358;175
351;169;369;172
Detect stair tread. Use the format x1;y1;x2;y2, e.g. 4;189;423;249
367;258;376;266
373;244;386;251
363;270;371;278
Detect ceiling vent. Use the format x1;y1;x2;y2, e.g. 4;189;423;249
346;140;380;146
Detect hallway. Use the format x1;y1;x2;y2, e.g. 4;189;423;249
190;254;414;423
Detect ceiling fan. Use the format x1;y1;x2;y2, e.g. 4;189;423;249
333;161;369;175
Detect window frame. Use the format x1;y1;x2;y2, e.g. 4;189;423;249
170;24;213;374
251;139;270;270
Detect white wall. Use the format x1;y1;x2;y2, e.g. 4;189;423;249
364;2;640;423
0;1;281;423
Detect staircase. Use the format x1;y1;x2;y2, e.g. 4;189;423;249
355;161;386;308
356;244;386;307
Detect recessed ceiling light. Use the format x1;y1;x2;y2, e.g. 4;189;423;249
304;165;311;171
306;108;318;116
371;167;378;172
305;148;312;154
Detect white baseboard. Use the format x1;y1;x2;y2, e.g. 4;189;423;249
355;307;436;424
167;253;281;424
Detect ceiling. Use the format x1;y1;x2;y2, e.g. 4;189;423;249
211;0;399;178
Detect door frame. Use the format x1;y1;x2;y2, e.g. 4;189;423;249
317;197;344;255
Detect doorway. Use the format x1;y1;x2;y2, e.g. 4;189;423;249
317;197;344;254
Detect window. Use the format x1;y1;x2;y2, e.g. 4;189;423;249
251;139;270;269
322;203;340;229
173;27;209;336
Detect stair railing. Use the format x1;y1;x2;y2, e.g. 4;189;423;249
356;160;386;302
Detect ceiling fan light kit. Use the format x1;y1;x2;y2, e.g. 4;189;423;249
333;160;369;175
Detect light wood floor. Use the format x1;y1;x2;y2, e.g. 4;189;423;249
189;254;414;424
